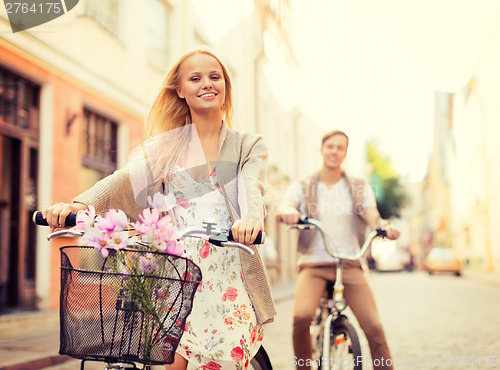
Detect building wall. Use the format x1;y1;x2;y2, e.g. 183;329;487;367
1;0;191;311
427;12;500;272
0;0;325;313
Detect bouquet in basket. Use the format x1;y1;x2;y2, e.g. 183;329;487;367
60;192;201;366
76;192;184;259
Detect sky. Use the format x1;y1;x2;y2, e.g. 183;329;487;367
192;0;500;182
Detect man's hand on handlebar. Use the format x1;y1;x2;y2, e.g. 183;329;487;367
41;202;88;230
276;207;301;225
382;224;400;240
376;219;400;240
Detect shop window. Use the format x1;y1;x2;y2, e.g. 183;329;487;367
80;108;118;191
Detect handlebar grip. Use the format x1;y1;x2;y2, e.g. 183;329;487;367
32;211;78;227
227;230;265;245
298;215;309;224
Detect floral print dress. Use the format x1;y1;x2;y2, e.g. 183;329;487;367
170;161;264;370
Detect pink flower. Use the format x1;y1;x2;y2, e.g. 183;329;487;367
76;206;96;231
157;288;169;300
222;287;238;302
160;240;184;256
201;362;222;370
82;227;110;257
257;331;264;342
95;209;128;232
147;192;176;212
199;242;210;259
251;328;256;344
107;230;129;251
139;253;158;274
230;346;244;362
176;197;190;209
136;208;161;230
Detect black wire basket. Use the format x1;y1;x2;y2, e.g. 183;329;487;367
59;246;202;366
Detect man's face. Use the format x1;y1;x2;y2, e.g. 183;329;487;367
321;134;348;170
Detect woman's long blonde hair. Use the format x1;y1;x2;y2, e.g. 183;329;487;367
142;50;234;184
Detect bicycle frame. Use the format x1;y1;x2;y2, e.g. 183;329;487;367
289;216;386;370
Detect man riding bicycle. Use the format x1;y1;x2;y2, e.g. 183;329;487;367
277;130;399;370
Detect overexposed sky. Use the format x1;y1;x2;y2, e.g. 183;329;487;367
192;0;500;182
290;0;499;182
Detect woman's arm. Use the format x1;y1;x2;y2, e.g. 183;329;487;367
232;135;268;245
42;167;145;228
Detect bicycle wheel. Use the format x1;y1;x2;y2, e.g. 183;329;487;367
310;298;329;370
249;346;273;370
329;317;362;370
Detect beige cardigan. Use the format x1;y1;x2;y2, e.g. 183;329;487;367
74;123;276;325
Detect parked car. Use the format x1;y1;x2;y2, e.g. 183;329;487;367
425;247;462;276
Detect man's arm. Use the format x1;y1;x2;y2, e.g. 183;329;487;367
276;199;301;225
276;181;302;225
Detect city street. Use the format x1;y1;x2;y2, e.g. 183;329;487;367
262;271;500;370
39;271;500;369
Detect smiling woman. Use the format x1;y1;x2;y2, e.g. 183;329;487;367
42;49;275;370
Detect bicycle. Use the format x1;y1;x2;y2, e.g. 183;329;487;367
287;215;388;370
33;212;273;370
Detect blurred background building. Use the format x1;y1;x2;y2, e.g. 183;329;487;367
0;0;324;317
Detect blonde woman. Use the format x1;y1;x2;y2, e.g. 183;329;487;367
43;50;275;370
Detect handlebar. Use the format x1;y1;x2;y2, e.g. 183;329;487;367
288;215;387;261
32;211;77;227
33;212;263;255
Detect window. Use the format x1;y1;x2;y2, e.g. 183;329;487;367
85;0;120;37
80;108;118;190
145;0;170;70
0;67;40;134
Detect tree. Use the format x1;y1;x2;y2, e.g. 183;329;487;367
366;141;408;219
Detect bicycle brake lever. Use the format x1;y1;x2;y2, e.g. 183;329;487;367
47;228;84;241
287;225;313;231
221;242;255;255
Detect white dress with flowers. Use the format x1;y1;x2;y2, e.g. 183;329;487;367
170;161;264;370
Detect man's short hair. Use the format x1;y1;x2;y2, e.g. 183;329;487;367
321;130;349;146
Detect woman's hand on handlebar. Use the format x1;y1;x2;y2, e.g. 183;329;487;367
41;202;88;229
231;219;263;246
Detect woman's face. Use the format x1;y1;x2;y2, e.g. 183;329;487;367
176;53;226;116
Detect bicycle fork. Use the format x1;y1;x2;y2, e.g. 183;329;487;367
322;260;347;370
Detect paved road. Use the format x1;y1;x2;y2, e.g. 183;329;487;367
41;271;500;369
262;271;500;370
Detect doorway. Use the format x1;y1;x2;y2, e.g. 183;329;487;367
0;68;40;312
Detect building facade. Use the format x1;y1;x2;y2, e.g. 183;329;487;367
0;0;323;317
423;11;500;273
